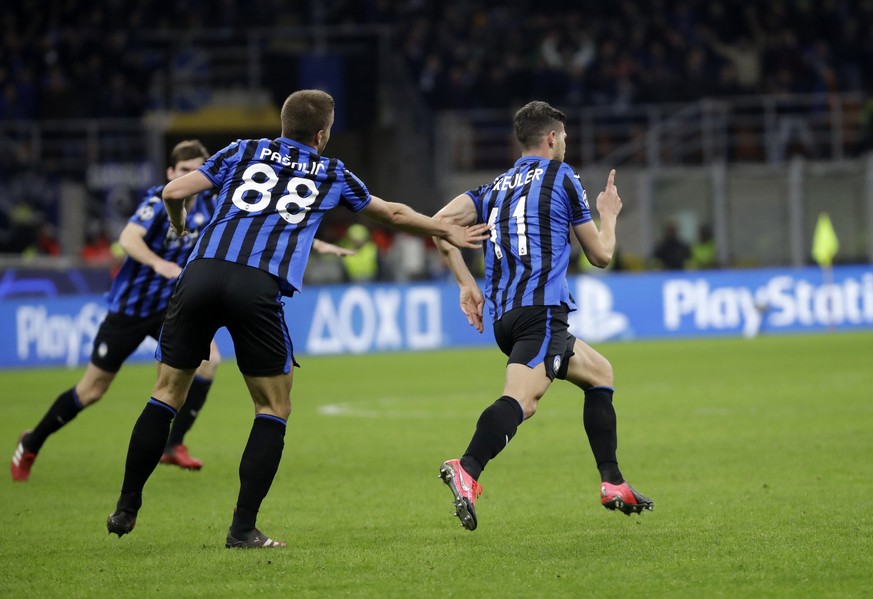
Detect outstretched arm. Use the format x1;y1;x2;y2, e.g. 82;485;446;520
312;239;355;257
574;169;622;268
432;194;486;333
361;195;489;250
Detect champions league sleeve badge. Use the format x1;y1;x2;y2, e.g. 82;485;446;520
136;205;155;222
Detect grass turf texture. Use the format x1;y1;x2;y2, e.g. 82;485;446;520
2;332;872;598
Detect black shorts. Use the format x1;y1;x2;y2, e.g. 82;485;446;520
493;305;576;381
157;259;294;376
90;311;165;373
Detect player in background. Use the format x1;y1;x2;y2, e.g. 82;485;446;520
105;89;490;548
432;101;653;531
10;140;219;480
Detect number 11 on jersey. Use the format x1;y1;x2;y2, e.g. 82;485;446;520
513;195;528;256
487;195;527;260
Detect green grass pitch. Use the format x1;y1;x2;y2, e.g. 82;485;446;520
2;332;872;598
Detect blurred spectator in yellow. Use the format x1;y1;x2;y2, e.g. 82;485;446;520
340;223;379;282
690;223;718;270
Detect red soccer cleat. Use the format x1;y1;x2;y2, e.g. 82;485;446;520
11;432;37;482
601;481;654;515
160;444;203;470
439;459;483;531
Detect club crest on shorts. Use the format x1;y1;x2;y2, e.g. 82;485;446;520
553;355;561;373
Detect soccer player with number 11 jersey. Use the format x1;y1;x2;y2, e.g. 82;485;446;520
433;101;653;531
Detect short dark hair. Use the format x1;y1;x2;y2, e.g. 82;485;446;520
513;101;566;149
169;139;209;167
281;90;335;143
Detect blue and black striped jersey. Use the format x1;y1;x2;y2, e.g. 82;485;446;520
466;156;592;321
106;185;216;317
190;137;371;296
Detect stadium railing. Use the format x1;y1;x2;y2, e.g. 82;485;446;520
434;93;868;173
432;94;873;269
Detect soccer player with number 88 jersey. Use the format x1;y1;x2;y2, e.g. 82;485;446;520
9;140;350;484
106;89;490;548
433;101;653;531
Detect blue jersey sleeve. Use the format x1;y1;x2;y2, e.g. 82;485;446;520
564;165;591;226
129;186;166;229
465;184;489;222
199;140;242;187
339;167;371;212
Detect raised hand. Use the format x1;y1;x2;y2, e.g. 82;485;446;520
595;169;622;219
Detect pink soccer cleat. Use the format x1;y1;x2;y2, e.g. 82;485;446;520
439;459;483;531
601;481;654;515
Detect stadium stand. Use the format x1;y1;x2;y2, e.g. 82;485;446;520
382;1;873;110
1;0;872;267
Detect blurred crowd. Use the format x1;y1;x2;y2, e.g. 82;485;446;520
309;0;873;109
2;0;873;269
2;0;872;120
0;0;315;120
390;0;873;110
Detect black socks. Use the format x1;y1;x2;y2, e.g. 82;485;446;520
460;396;525;481
119;399;177;505
230;415;287;535
454;388;624;486
165;376;212;450
583;386;624;485
25;387;84;453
